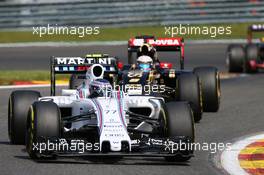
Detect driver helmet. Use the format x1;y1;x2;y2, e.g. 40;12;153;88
137;55;153;72
89;79;112;98
137;43;157;60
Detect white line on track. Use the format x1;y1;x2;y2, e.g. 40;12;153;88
0;84;67;89
0;41;127;47
221;132;264;175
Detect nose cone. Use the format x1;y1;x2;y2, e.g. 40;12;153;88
110;140;121;151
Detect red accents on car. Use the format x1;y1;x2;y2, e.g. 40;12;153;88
117;61;124;70
77;66;89;71
249;60;257;70
160;62;172;69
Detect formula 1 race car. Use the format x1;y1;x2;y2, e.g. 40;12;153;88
8;57;194;162
120;36;221;122
227;24;264;73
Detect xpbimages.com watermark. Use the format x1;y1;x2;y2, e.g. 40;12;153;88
32;24;100;38
164;24;232;38
165;140;232;154
113;83;166;96
32;139;100;153
32;138;231;154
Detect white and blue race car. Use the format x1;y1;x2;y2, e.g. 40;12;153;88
8;56;194;162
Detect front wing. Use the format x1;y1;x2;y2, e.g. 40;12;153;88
31;136;193;159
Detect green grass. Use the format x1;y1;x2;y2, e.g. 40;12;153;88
0;22;263;43
0;71;69;85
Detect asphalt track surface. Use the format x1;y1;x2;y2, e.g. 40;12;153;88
1;44;264;175
0;43;226;71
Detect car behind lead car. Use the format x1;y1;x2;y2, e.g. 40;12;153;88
68;38;221;122
124;36;221;122
8;57;194;162
227;24;264;73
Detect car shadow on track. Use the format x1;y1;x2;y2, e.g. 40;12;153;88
14;155;190;166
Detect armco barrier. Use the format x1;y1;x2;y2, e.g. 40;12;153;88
0;0;263;29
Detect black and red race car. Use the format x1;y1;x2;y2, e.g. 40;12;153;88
227;24;264;73
119;36;221;122
68;36;221;122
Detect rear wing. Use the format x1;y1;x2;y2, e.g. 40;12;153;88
128;37;185;69
248;24;264;43
50;54;118;96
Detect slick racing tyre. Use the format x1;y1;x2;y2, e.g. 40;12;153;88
8;90;41;144
164;102;194;162
226;44;244;72
193;66;220;112
244;44;258;73
178;74;202;122
69;74;85;89
26;101;61;159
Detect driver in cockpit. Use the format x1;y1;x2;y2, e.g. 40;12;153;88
77;78;112;99
131;43;158;71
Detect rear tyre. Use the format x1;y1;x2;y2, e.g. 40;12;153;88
164;102;194;162
26;101;61;159
244;44;258;73
226;44;244;72
69;74;85;89
178;74;202;122
193;66;220;112
8;90;41;144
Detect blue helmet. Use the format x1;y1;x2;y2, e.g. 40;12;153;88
137;55;153;72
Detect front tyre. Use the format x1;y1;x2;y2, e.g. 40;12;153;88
26;101;61;159
226;44;244;72
178;74;203;122
164;102;194;162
